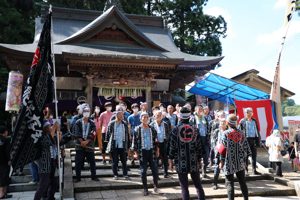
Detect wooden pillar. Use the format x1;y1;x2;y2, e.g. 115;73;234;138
86;75;94;107
145;78;151;112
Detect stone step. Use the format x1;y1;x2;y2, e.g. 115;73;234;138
11;167;31;176
10;175;32;184
74;179;294;199
7;182;38;193
73;173;269;193
5;191;60;200
72;167;180;178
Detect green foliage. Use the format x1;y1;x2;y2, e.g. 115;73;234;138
282;98;300;116
159;0;227;57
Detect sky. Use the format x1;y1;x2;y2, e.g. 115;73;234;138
202;0;300;104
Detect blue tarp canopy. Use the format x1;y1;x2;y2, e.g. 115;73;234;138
187;73;270;105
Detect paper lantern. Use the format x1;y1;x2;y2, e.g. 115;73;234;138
5;71;23;112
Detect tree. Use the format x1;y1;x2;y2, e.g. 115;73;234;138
159;0;227;57
282;98;300;116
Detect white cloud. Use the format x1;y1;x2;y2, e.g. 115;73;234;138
273;0;286;10
257;21;300;45
204;7;235;37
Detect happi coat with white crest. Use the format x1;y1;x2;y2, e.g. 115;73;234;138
149;120;170;143
132;124;158;163
219;127;252;175
106;120;130;153
73;118;96;152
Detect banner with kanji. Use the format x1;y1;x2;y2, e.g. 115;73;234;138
10;12;54;169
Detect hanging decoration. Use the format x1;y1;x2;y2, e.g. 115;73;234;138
94;86;151;97
5;71;23;112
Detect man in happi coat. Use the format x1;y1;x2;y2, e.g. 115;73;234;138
106;106;130;180
238;107;262;175
132;112;163;196
150;110;172;179
219;114;252;200
73;106;99;183
169;107;205;200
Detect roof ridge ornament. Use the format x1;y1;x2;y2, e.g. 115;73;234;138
104;0;123;12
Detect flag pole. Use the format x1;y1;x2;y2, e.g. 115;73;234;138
49;5;62;200
270;0;296;131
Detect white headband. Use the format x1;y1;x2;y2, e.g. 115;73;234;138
220;118;226;122
140;112;149;119
43;121;51;128
140;102;147;106
153;110;162;116
115;105;124;114
227;115;237;125
218;111;225;116
83;106;90;112
245;107;253;113
179;112;191;119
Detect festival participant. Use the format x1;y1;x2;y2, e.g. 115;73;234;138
60;111;68;135
47;113;54;125
110;103;129;124
219;114;251;200
149;106;160;123
91;106;102;150
119;101;131;118
208;111;226;167
173;104;181;120
106;106;130;180
203;106;213;123
34;121;60;200
169;107;205;200
211;118;227;189
194;105;209;178
128;103;141;165
267;129;283;177
132;112;163;196
294;129;300;172
166;105;178;129
99;102;114;164
0;126;13;199
238;107;262;175
150;110;172;179
139;102;151;117
73;106;99;183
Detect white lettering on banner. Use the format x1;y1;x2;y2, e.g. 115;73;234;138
27;114;41;131
22;86;32;106
257;107;268;141
31;130;42;143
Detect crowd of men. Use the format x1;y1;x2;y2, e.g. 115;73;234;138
0;100;267;200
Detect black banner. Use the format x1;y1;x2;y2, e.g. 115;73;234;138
10;12;54;169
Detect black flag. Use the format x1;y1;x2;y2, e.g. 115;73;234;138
10;11;54;169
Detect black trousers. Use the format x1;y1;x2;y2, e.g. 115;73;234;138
75;150;96;179
140;150;158;180
275;162;282;176
157;142;169;176
111;148;128;176
225;170;248;200
34;160;58;200
245;138;257;172
178;171;205;200
101;133;108;153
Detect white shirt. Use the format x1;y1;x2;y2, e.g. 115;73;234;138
269;135;283;162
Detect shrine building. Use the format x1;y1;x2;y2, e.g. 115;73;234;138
0;1;223;111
